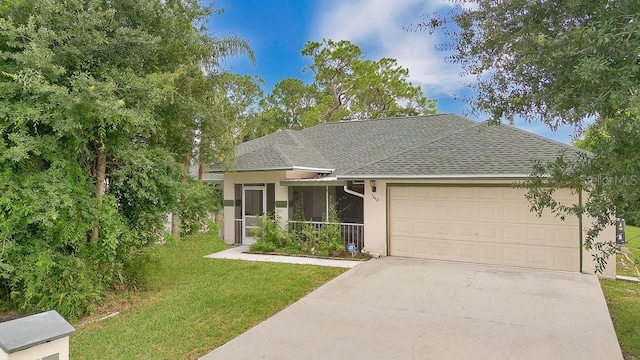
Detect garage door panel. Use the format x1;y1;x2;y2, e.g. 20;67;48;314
503;246;525;265
393;186;411;198
389;187;580;272
390;236;414;257
413;221;430;237
479;188;502;200
389;199;415;219
456;243;475;261
553;228;578;247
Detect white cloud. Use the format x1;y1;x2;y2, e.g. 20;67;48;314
311;1;581;144
312;0;472;96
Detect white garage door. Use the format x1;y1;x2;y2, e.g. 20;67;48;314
388;186;580;271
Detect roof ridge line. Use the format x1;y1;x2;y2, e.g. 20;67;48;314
310;113;474;126
342;118;480;176
272;143;295;168
294;131;333;169
489;121;584;153
281;129;305;146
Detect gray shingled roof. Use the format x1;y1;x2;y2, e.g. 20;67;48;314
215;114;475;174
342;121;583;177
212;114;582;178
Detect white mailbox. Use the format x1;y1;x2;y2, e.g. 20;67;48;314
0;310;75;360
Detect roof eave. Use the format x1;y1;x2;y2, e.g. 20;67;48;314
337;174;533;180
280;177;348;186
212;166;335;174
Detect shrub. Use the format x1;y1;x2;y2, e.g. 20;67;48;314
251;206;345;257
179;180;222;236
249;214;289;252
11;249;103;320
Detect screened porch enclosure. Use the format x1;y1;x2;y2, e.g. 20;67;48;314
288;184;365;251
232;182;365;251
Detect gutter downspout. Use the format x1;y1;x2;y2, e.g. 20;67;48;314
579;190;583;273
343;185;364;199
326;186;329;219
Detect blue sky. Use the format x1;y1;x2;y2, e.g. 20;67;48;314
208;0;579;144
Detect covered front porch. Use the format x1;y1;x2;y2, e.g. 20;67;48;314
229;177;365;251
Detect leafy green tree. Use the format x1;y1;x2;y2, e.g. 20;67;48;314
302;39;436;123
253;40;437;137
199;72;263;167
260;78;316;131
0;0;249;317
423;0;640;271
572;119;640;227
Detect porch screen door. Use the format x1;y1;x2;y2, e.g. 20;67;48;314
243;186;266;244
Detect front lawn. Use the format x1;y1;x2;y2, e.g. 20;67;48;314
70;233;346;359
625;225;640;255
601;279;640;359
603;225;640;359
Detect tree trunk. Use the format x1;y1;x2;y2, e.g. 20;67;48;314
90;147;107;243
171;209;181;239
171;160;191;239
198;162;204;180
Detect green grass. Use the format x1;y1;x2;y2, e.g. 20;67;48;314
617;253;638;277
601;279;640;359
70;233;346;359
604;225;640;359
625;225;640;255
617;226;640;277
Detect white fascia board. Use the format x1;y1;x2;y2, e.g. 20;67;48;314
336;174;533;180
224;166;335;174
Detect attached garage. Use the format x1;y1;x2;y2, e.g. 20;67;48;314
388;186;581;272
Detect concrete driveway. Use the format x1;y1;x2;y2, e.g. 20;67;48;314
201;257;622;360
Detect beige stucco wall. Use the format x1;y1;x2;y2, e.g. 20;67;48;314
362;179;615;276
222;170;317;244
0;337;69;360
362;180;387;256
581;211;617;278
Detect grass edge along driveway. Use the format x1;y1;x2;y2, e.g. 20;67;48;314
70;233;346;359
602;225;640;359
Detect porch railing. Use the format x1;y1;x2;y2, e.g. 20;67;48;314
234;219;243;245
288;221;364;252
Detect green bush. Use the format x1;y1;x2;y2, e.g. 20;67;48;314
250;207;345;257
179;180;222;236
249;214;289;253
11;249;103;320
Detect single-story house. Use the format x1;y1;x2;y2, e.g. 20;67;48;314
208;114;615;277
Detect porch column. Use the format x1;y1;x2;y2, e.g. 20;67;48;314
325;186;329;220
222;178;236;245
275;183;289;230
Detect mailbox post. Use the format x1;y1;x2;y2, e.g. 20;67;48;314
616;218;626;245
0;310;75;360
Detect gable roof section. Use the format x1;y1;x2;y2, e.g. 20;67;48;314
341;122;583;178
212;129;334;172
216;114;476;174
296;114;476;175
213;114;583;178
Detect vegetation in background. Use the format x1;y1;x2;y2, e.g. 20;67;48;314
71;232;346;359
0;0;248;318
246;39;438;139
423;0;640;272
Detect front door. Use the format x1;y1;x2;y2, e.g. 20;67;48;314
243;186;266;245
